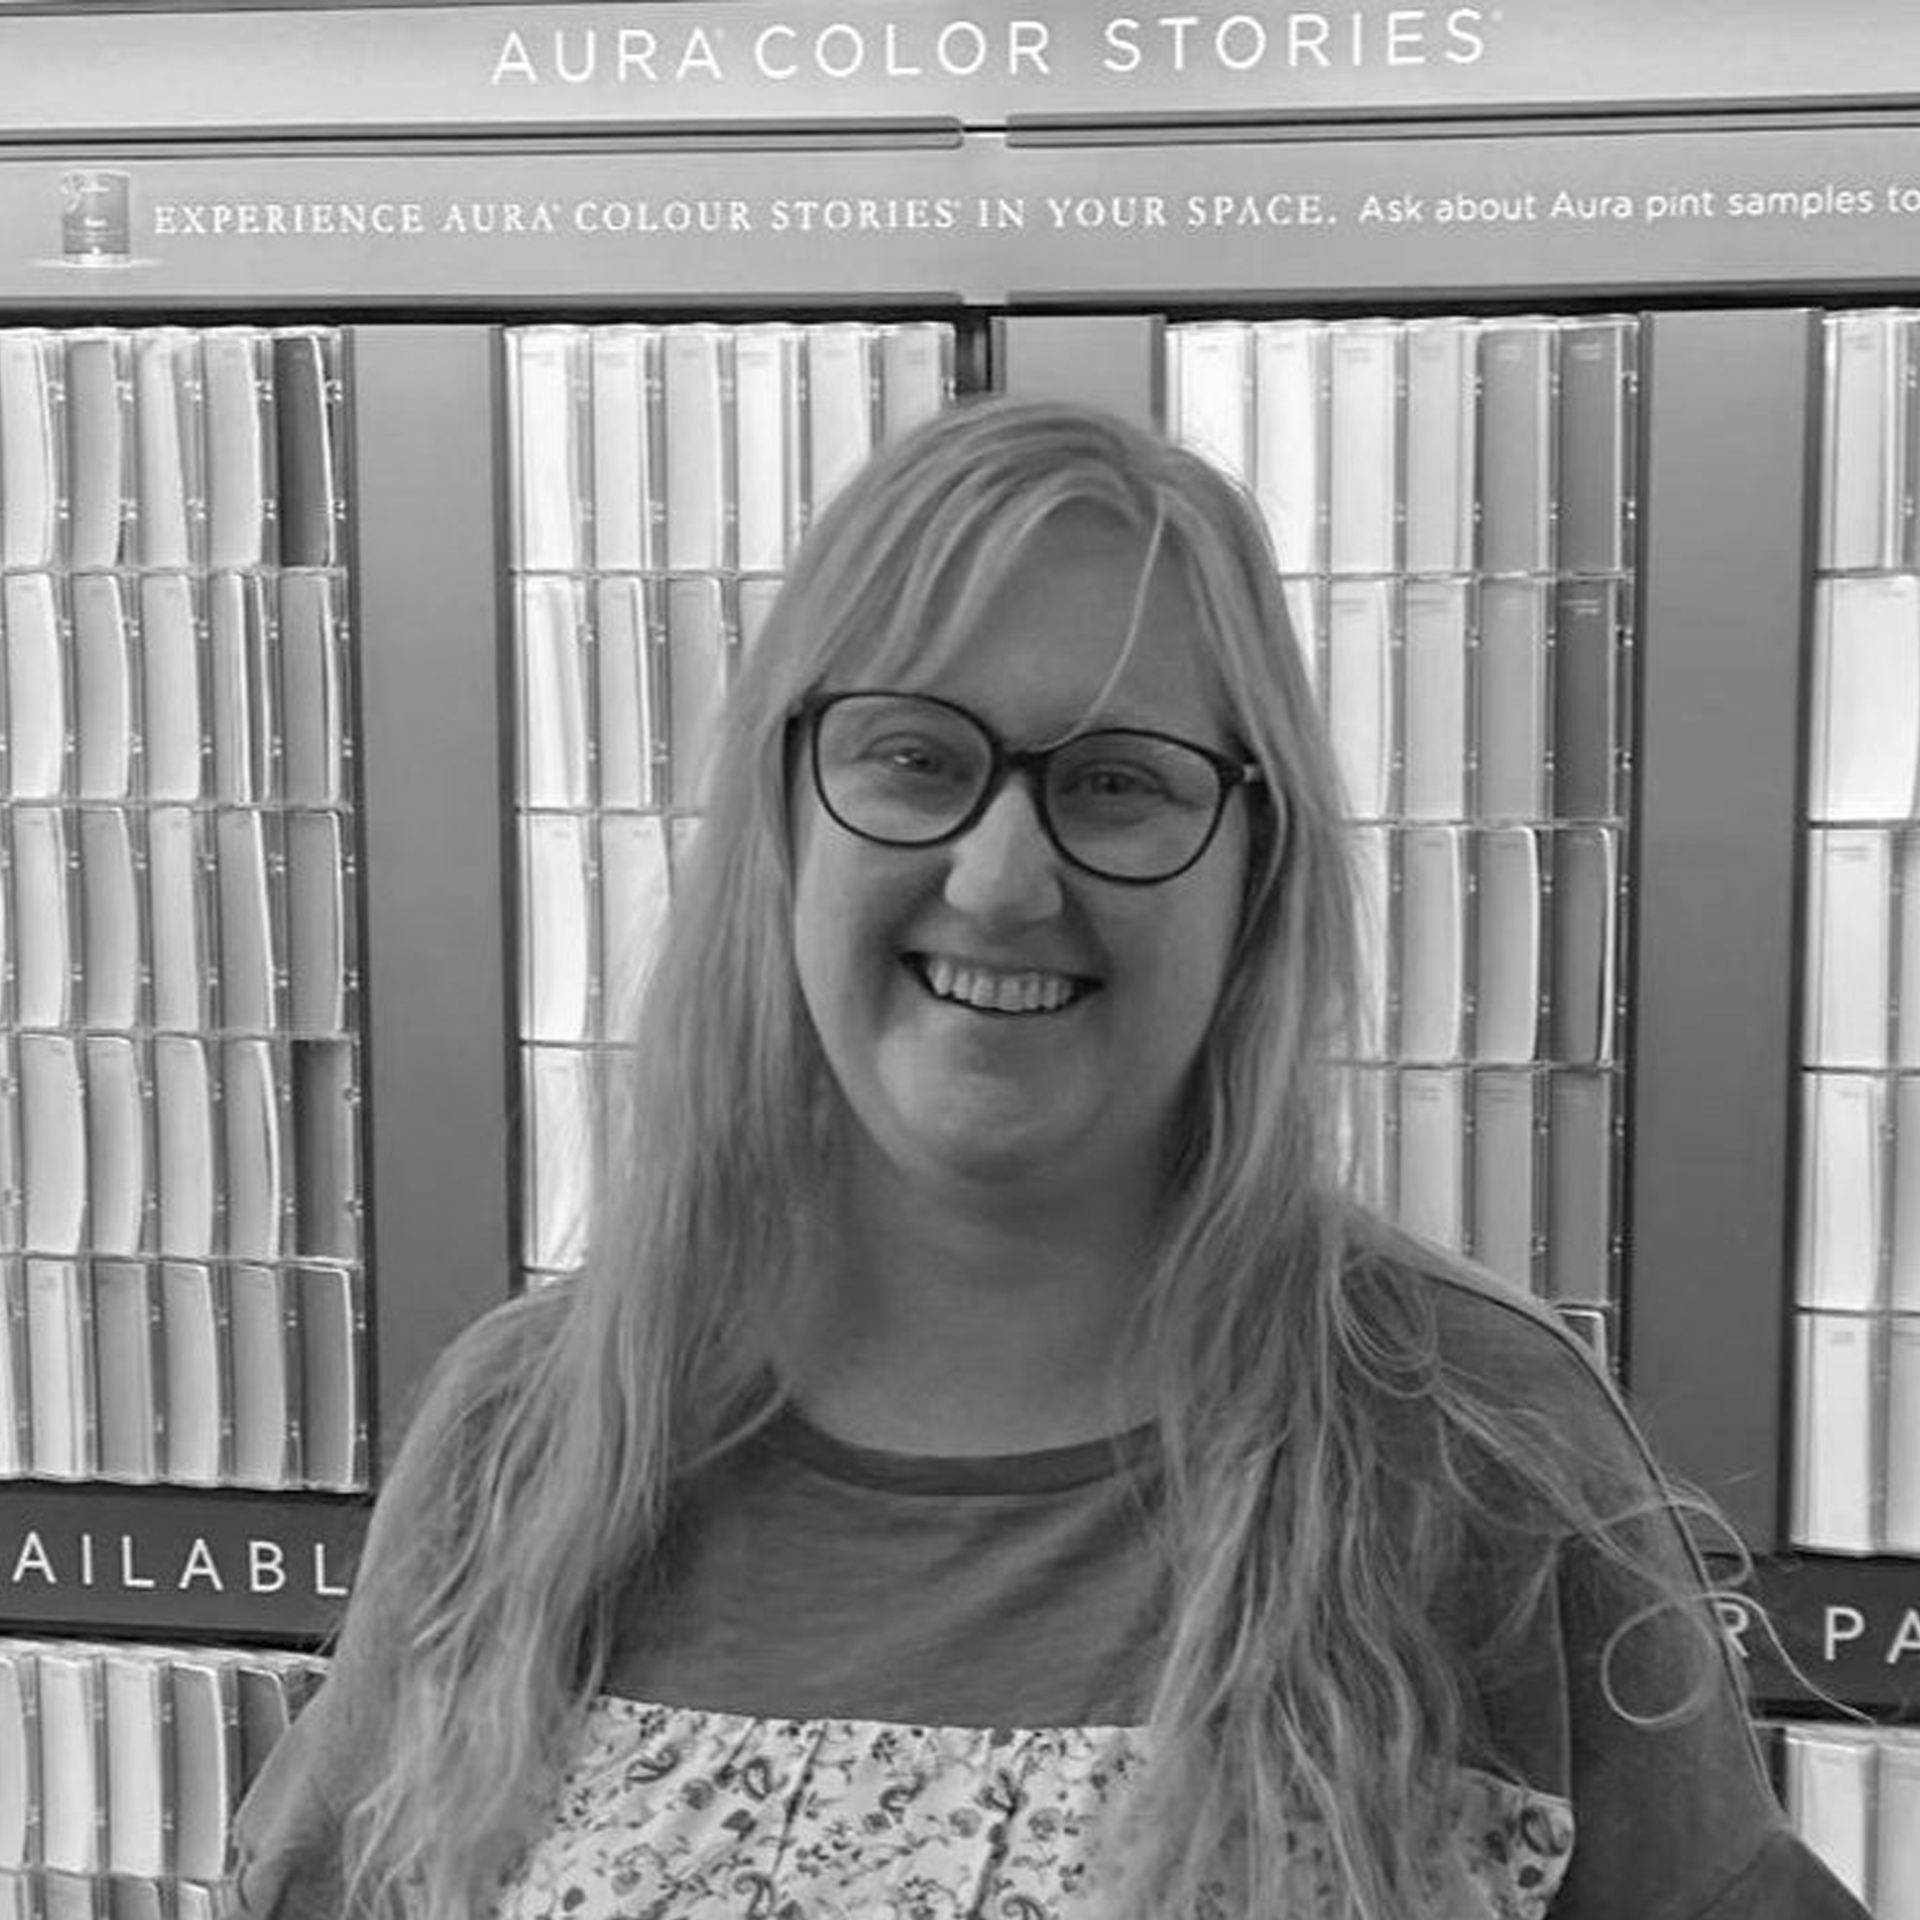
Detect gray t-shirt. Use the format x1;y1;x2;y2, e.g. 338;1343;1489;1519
224;1269;1866;1920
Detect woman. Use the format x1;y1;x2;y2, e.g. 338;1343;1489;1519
228;399;1863;1919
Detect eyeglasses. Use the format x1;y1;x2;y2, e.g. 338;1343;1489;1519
800;690;1263;885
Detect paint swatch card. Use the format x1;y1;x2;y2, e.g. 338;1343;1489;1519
1475;579;1549;821
298;1262;366;1490
524;1044;594;1275
216;806;283;1033
521;812;595;1045
1396;1068;1466;1252
589;324;662;573
208;571;274;804
273;327;342;569
1471;1068;1538;1292
103;1651;170;1878
1348;825;1391;1061
1821;310;1913;572
79;806;142;1031
878;322;953;442
1327;321;1400;575
509;326;587;572
661;323;732;573
170;1657;237;1882
1797;1073;1885;1311
1170;321;1252;487
1556;318;1635;577
1554;1305;1611;1366
1402;317;1477;576
1808;574;1920;823
293;1039;360;1262
1401;579;1469;820
1545;1070;1615;1304
286;809;350;1039
1783;1725;1876;1900
665;573;732;811
84;1033;148;1258
92;1260;165;1483
203;326;275;570
599;812;674;1036
154;1034;218;1261
518;575;591;810
224;1037;288;1262
25;1257;93;1479
12;805;75;1029
735;575;782;658
1553;581;1623;823
1893;1079;1920;1313
806;322;878;524
65;329;134;569
279;570;347;808
1803;829;1893;1068
5;572;66;799
0;1644;37;1867
18;1032;85;1256
161;1260;229;1484
593;576;661;811
1885;1315;1920;1552
1548;827;1618;1067
732;322;804;574
1791;1311;1882;1554
1251;320;1327;574
0;330;62;570
1280;576;1323;695
1397;827;1465;1063
139;573;206;803
0;1264;26;1478
1477;319;1556;576
146;806;214;1032
1474;829;1542;1065
133;328;204;570
70;573;136;802
230;1262;302;1489
1877;1734;1920;1920
1326;579;1395;820
36;1650;103;1874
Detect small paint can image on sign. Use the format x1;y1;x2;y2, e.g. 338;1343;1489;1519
60;169;132;262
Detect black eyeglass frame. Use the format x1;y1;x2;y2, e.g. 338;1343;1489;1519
797;688;1267;886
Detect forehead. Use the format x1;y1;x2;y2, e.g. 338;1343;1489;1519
895;510;1227;738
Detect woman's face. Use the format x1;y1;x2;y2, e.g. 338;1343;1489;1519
790;513;1253;1203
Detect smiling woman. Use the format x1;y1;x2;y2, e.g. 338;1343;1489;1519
223;401;1866;1920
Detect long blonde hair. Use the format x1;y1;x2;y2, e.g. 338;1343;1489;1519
332;399;1724;1918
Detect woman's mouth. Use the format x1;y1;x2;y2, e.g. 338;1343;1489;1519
909;953;1095;1015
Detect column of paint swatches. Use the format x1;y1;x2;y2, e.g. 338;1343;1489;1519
0;1636;327;1916
506;321;956;1283
1773;1722;1920;1915
1794;310;1920;1554
0;326;368;1492
1170;315;1636;1348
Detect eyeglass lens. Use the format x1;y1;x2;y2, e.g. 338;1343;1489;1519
813;694;1227;882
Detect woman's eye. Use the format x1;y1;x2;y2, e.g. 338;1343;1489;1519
858;734;964;779
1065;762;1167;801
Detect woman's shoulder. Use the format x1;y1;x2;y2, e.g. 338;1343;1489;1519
1346;1227;1655;1487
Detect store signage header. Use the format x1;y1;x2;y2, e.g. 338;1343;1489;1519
13;123;1920;306
484;6;1490;92
8;0;1920;138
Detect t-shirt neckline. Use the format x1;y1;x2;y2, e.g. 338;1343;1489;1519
769;1404;1158;1496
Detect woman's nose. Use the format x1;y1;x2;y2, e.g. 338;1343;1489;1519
942;776;1064;926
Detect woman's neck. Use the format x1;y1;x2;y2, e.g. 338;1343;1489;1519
784;1140;1161;1457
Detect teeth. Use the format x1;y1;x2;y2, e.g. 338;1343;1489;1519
920;957;1079;1014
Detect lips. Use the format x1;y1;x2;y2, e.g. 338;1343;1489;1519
910;953;1095;1015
